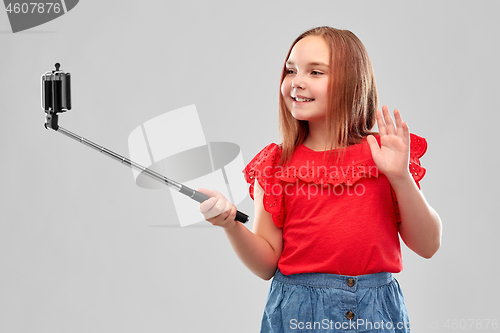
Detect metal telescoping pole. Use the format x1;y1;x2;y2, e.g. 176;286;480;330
57;126;182;191
53;126;249;223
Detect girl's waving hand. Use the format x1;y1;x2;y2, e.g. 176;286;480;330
367;105;411;182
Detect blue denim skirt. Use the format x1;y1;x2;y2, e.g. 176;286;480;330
260;269;410;333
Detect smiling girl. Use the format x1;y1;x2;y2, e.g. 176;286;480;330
198;26;441;333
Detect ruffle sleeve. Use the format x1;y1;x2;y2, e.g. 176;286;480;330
242;143;285;228
392;133;428;223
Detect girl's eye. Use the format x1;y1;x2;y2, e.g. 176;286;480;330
311;71;324;75
286;69;296;75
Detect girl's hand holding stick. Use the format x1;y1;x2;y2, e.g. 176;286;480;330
197;188;238;230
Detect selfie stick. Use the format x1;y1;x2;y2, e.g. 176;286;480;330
41;63;249;224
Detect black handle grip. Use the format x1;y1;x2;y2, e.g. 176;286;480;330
192;190;249;223
235;210;249;223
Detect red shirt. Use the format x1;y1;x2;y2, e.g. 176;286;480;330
243;134;427;276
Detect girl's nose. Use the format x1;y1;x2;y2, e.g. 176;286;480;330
291;76;305;89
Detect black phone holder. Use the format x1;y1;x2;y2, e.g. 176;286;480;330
42;63;71;130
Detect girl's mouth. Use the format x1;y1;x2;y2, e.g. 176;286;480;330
292;96;315;102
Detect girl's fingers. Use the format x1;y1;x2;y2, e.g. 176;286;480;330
379;106;408;139
201;198;231;220
199;196;216;213
382;105;396;135
402;121;410;146
394;109;404;138
393;109;410;146
376;109;387;136
198;187;223;199
215;197;232;215
209;202;236;227
198;189;232;220
366;134;380;157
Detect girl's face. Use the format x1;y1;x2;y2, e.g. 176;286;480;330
281;35;330;124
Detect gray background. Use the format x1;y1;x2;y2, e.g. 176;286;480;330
1;1;499;332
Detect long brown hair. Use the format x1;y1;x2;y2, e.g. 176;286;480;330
278;26;378;166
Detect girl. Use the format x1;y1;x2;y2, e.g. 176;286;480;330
198;26;441;333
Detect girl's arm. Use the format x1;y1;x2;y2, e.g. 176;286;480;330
367;106;442;259
389;172;441;258
198;180;283;280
